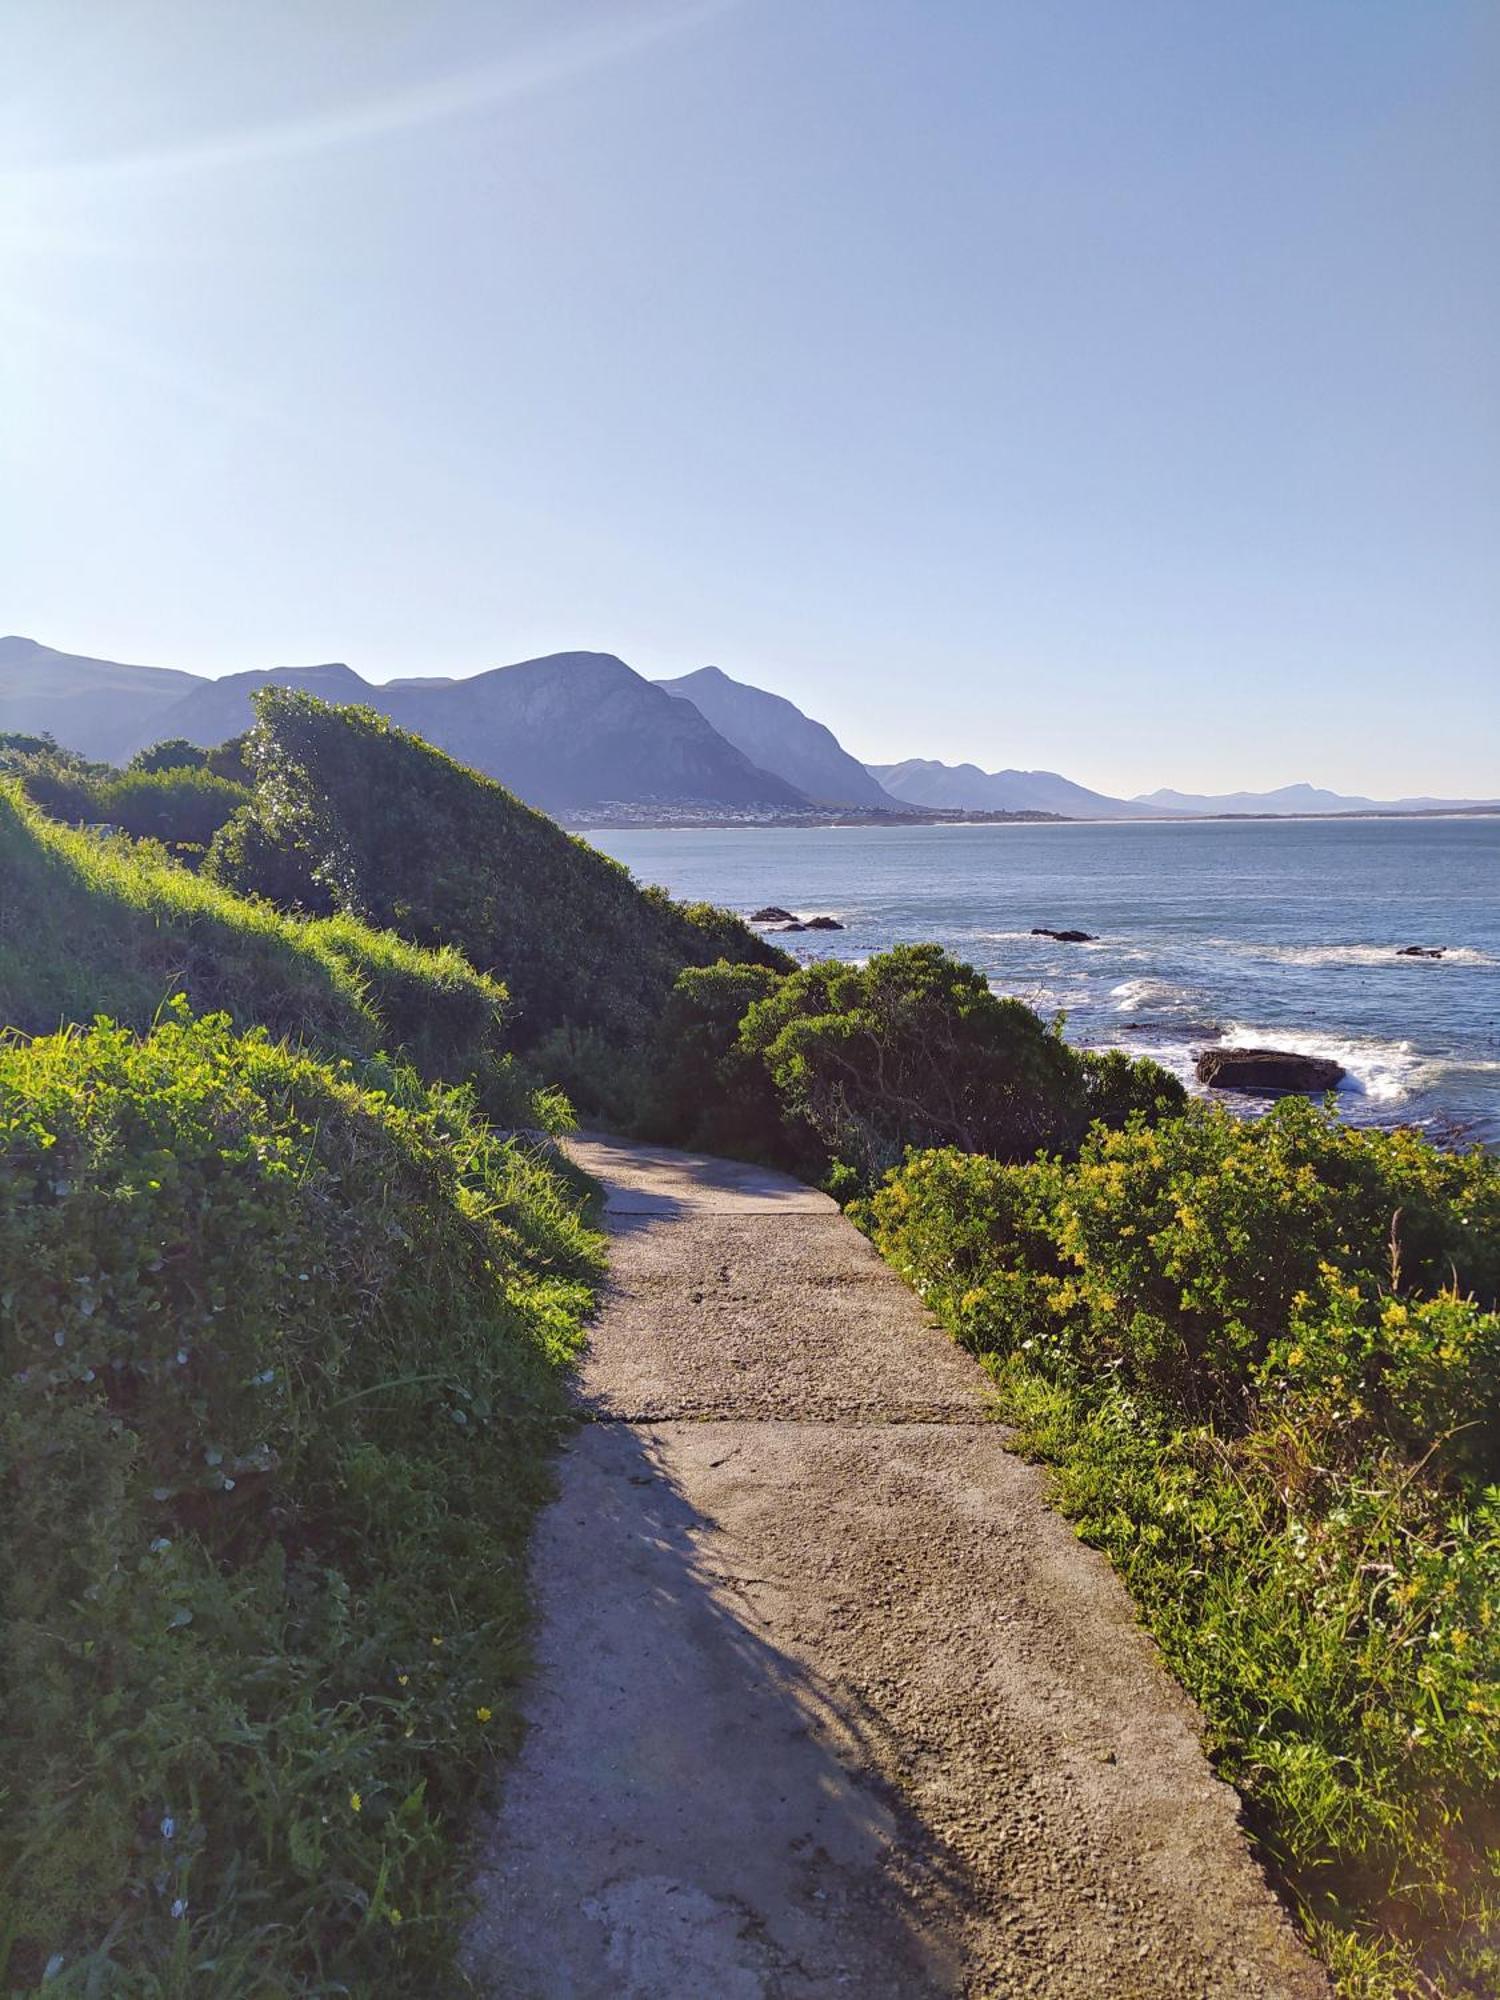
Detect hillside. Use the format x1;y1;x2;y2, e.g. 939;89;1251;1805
656;664;898;807
207;688;790;1049
0;778;554;1123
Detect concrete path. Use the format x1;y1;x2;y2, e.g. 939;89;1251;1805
466;1136;1324;1999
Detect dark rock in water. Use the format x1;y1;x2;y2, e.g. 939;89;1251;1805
1195;1047;1345;1094
752;906;796;923
804;915;845;930
1031;926;1097;943
774;921;809;933
1396;944;1444;958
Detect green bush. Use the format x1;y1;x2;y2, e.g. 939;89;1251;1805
2;740;102;825
128;738;211;775
0;1010;602;1993
866;1100;1500;1995
738;943;1179;1183
647;960;812;1163
0;781;556;1128
204;690;789;1059
94;766;252;849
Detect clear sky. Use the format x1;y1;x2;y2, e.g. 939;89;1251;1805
2;0;1496;797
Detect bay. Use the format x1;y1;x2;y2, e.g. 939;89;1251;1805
590;817;1500;1144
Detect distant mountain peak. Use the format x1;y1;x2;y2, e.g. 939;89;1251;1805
656;664;898;808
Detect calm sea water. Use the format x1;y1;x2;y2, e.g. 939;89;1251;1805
590;818;1500;1144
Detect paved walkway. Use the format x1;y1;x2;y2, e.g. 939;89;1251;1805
466;1136;1324;1999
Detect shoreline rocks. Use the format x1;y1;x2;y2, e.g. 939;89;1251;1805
1396;944;1444;959
756;909;846;933
1032;926;1097;944
1195;1047;1345;1094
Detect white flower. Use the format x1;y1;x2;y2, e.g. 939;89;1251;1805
170;1898;187;1919
160;1815;176;1839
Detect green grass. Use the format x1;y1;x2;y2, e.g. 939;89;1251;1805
0;779;563;1129
0;1008;603;1993
864;1105;1500;1997
204;688;789;1061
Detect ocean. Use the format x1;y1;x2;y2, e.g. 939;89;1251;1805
590;816;1500;1145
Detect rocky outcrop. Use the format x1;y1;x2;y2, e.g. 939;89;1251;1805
1032;927;1097;944
1396;945;1444;959
805;916;845;931
752;906;796;923
1195;1047;1345;1094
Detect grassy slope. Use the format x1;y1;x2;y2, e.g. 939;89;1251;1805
205;689;789;1053
0;779;556;1126
0;1012;602;1993
0;779;604;1989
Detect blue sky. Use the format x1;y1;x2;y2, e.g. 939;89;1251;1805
1;0;1495;796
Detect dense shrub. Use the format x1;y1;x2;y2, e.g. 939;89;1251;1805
0;781;557;1128
204;691;789;1061
93;766;252;848
737;943;1181;1182
128;737;212;774
3;738;252;854
1;739;102;824
0;1009;601;1991
866;1100;1500;1995
647;960;813;1163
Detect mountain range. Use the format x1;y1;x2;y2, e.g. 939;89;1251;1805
868;759;1162;818
2;636;1493;820
0;639;806;814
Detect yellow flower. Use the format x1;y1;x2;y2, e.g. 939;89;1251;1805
388;1907;403;1927
430;1635;444;1647
349;1792;362;1813
476;1705;493;1724
396;1674;409;1686
1286;1347;1305;1368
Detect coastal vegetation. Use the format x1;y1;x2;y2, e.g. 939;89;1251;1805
3;692;1494;1996
0;780;556;1129
865;1103;1500;1997
202;689;789;1054
1;1010;601;1991
1;732;252;861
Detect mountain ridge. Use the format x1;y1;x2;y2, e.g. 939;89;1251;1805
654;665;898;807
3;637;1492;818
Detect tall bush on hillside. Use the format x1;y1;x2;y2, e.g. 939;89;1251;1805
127;736;211;773
738;943;1181;1181
0;1009;600;1991
205;689;788;1053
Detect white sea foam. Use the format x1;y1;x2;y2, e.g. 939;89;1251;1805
1203;939;1495;969
1110;977;1207;1016
1216;1023;1422;1103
